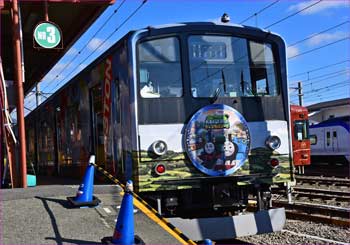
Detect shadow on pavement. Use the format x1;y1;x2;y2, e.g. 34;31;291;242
45;237;102;244
35;196;101;245
35;196;72;209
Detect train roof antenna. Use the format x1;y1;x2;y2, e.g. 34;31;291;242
221;13;230;23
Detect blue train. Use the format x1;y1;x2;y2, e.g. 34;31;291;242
310;116;350;163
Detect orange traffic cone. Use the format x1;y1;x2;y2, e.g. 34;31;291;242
101;180;144;244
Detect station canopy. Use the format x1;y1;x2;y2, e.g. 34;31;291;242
1;0;114;97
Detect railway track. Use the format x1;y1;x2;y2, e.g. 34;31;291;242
272;175;350;226
295;175;350;187
273;200;350;227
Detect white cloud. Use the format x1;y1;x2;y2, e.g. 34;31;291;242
87;38;103;51
288;0;350;15
87;37;113;54
65;47;78;56
307;31;349;46
79;63;88;70
287;46;299;58
41;62;70;82
87;37;108;51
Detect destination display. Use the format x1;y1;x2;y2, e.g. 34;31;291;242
191;42;227;59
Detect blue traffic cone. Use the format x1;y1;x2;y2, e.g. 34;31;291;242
204;239;213;245
67;155;100;208
102;180;144;244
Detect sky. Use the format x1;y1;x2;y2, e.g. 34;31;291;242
23;0;350;115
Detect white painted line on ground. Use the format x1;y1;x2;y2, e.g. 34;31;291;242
282;229;348;244
103;207;112;214
115;205;138;213
100;217;111;229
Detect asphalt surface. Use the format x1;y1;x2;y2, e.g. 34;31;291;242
0;184;180;244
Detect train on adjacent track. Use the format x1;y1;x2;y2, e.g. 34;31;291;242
290;105;311;173
25;22;293;240
310;116;350;164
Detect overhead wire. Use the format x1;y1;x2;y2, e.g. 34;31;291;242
49;0;148;93
289;59;350;78
264;0;323;29
302;79;350;95
292;88;350;103
290;68;350;86
308;68;349;80
239;0;280;24
288;36;350;59
288;20;350;47
28;0;347;108
300;92;350;103
304;88;350;98
291;79;350;99
41;0;127;92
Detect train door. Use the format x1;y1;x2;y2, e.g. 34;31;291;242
332;130;338;152
325;129;338;152
89;85;106;167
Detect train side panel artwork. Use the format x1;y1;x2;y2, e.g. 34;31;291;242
310;116;350;163
25;23;293;240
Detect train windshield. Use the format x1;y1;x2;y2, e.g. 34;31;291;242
138;37;183;98
188;35;279;98
294;120;310;140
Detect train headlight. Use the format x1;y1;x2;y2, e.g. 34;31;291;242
151;140;167;156
265;136;281;150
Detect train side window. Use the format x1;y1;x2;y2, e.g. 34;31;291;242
310;135;317;145
326;132;331;146
333;131;337;138
138;37;183;98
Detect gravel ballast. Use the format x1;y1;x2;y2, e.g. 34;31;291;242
237;219;350;244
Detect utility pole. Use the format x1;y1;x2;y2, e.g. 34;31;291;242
36;83;41;107
298;81;303;106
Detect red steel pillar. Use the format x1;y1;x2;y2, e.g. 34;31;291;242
11;0;27;188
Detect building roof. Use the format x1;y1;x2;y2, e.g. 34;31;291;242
1;0;114;95
307;98;350;112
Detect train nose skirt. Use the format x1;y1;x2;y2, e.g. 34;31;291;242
168;207;286;241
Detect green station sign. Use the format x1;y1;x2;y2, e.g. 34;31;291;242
33;22;61;49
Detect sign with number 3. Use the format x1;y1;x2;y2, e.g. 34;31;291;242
33;21;62;49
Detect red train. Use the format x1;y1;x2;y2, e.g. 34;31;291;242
290;105;311;173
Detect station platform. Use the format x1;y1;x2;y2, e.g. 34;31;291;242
0;185;179;244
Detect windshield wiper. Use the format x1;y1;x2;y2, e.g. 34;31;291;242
222;69;227;94
211;70;227;103
240;71;257;96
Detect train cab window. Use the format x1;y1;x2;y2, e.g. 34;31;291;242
188;35;279;98
310;135;317;145
138;37;183;98
249;41;279;96
294;120;309;140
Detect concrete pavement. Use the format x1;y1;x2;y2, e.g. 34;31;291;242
0;185;180;244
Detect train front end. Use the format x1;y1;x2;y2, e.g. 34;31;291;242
130;22;291;240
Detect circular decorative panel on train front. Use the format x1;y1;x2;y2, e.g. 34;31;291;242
185;104;251;176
